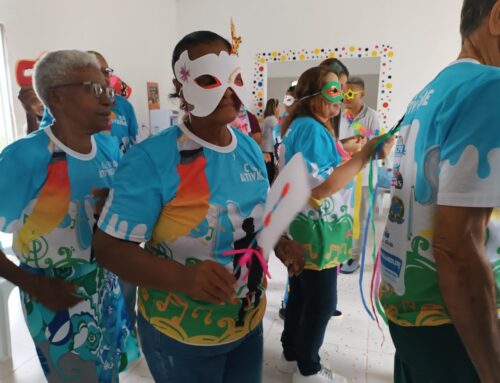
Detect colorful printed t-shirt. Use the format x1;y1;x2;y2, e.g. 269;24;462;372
0;127;138;382
380;60;500;327
280;116;353;271
99;123;270;346
0;127;121;267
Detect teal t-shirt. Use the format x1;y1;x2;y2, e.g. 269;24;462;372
380;60;500;326
99;123;270;346
0;127;121;268
281;116;353;270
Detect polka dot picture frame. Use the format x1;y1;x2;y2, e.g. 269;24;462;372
252;45;394;132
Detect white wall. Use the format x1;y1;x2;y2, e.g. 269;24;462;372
176;0;463;127
0;0;178;137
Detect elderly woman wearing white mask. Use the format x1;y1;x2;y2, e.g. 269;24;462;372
0;50;138;382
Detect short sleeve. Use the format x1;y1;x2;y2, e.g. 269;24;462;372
437;78;500;207
0;142;40;233
287;118;341;188
248;112;262;134
98;145;165;242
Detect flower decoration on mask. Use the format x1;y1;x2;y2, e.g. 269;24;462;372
174;50;250;117
343;89;363;101
179;64;191;83
230;18;242;56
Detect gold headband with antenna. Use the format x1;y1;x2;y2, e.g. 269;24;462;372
230;18;242;56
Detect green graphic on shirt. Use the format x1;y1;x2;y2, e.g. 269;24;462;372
138;288;266;346
381;235;500;326
289;203;353;270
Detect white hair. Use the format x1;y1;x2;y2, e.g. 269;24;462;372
33;50;100;107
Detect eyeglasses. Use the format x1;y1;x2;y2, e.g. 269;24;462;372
101;67;114;77
51;81;115;100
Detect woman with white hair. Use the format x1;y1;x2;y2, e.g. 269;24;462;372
0;50;138;382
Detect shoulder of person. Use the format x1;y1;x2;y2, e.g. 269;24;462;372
94;132;121;160
114;94;135;111
365;105;379;116
1;129;49;164
0;129;52;189
123;125;181;168
231;125;261;149
290;116;328;136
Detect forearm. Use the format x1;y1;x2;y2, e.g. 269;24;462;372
0;250;35;292
434;239;500;380
311;151;367;199
93;229;189;294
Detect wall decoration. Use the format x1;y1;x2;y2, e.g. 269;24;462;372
147;82;160;110
252;45;394;132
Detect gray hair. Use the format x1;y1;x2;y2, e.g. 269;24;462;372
33;50;100;107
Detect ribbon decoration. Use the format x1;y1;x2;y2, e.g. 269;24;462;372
352;172;364;240
222;246;271;282
358;115;406;327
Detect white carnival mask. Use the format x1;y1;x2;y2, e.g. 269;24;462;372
174;50;250;117
283;95;295;107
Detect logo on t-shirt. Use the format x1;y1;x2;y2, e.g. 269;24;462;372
240;163;265;182
388;196;405;224
395;136;406;158
113;115;128;127
392;165;404;189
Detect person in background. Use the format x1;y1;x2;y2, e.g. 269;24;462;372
338;76;381;274
262;98;280;184
231;106;263;145
0;50;138;382
17;86;44;134
380;1;500;382
87;51;139;153
279;65;394;383
93;30;305;383
277;84;297;321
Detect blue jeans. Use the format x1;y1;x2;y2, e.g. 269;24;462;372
138;315;263;383
281;267;338;376
119;278;137;327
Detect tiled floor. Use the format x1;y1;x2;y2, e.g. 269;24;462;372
0;218;394;383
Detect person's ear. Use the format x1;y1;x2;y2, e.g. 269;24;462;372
46;88;63;113
489;0;500;36
361;90;366;99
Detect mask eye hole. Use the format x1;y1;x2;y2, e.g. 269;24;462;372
233;73;244;87
194;75;222;89
325;87;341;97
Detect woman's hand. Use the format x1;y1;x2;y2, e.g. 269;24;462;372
341;135;368;153
275;238;305;277
361;135;395;161
263;152;272;163
183;260;238;305
25;275;84;312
